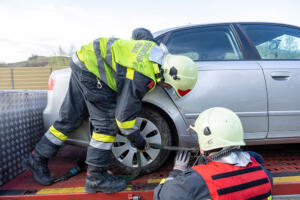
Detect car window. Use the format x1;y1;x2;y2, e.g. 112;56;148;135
241;24;300;60
166;26;243;61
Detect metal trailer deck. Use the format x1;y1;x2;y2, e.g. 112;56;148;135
1;144;300;200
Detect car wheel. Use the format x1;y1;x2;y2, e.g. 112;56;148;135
111;107;172;175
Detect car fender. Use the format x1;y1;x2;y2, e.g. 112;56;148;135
143;87;198;147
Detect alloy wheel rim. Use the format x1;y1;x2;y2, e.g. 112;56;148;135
112;117;161;167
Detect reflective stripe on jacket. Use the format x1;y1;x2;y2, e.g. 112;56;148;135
192;156;272;200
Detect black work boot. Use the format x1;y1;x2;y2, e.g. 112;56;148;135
22;151;54;185
84;166;127;193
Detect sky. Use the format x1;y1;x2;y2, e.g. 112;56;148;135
0;0;300;63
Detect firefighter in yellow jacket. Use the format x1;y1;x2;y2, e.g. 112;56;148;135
22;32;198;193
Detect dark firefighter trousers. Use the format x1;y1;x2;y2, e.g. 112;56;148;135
35;59;118;167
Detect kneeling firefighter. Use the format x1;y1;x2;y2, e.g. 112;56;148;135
154;107;273;200
21;33;198;193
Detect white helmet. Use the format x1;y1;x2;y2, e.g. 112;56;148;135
160;44;197;97
190;107;245;151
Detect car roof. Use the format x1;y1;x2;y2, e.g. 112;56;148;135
153;22;300;37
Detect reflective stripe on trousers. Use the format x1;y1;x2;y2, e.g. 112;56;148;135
89;132;116;150
45;126;68;146
89;138;113;150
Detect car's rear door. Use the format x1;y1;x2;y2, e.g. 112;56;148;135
240;23;300;139
163;24;268;141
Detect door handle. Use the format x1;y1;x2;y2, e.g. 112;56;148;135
271;71;291;79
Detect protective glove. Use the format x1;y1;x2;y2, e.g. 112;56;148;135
138;141;150;152
173;150;191;171
127;131;148;151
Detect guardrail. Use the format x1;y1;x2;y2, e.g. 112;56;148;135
0;90;47;185
0;66;68;90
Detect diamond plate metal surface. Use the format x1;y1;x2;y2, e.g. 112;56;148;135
0;90;47;185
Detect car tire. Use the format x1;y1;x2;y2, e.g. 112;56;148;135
110;107;172;175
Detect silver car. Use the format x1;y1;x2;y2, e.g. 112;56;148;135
44;22;300;174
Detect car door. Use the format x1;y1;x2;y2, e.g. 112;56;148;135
163;24;268;141
240;24;300;139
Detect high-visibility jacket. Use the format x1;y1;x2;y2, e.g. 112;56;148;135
72;38;163;135
154;155;272;200
76;38;162;92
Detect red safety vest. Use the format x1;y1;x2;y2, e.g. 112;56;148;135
192;157;272;200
